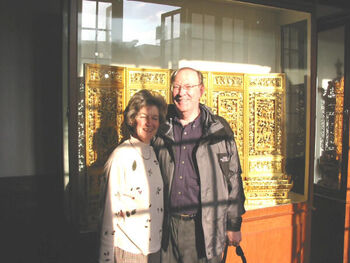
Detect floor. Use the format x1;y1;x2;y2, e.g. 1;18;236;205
1;208;98;263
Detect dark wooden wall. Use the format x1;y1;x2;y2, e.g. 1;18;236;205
0;0;69;262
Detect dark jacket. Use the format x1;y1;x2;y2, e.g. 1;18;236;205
153;104;246;259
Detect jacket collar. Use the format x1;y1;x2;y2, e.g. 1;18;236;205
158;104;226;141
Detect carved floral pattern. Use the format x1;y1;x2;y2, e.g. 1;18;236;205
215;92;244;156
249;92;283;156
89;67;123;83
129;71;167;85
86;86;118;167
214;75;243;87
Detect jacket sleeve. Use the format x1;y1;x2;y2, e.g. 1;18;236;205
225;138;246;232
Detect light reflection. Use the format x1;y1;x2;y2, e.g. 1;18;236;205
179;60;271;74
322;78;332;92
123;1;179;46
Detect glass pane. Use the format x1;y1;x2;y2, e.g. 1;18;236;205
165;16;172;40
204;40;215;60
81;29;96;41
204;15;215;40
82;0;96;28
192;13;203;38
173;14;180;38
314;26;345;190
77;0;311;220
164;40;171;62
173;39;180;62
222;42;233;60
280;20;308;197
191;39;203;58
222;17;233;41
97;30;106;42
98;2;112;29
233;18;244;44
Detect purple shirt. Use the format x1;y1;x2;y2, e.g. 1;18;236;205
170;113;203;215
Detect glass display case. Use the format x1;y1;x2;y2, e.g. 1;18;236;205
71;0;311;231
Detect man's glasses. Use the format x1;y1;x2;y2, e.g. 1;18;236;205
171;83;201;91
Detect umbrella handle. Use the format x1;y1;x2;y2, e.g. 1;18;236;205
236;245;247;263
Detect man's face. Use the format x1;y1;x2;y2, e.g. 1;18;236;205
172;69;204;116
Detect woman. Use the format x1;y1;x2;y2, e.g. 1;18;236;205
99;89;167;263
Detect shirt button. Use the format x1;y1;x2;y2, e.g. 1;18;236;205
178;191;182;195
181;161;184;164
179;176;183;179
184;132;187;135
183;146;186;150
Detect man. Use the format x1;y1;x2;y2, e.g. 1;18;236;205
153;67;245;263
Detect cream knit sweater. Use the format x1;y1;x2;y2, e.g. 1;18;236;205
99;136;163;262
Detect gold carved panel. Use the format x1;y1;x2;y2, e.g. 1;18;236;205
244;74;291;209
125;68;171;102
83;64;125;230
210;73;244;156
82;65;291;230
85;64;124;167
217;95;244;157
334;77;344;160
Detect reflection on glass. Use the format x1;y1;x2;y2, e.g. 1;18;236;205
173;14;180;38
280;20;308;195
165;16;171;40
77;0;310;221
78;0;310;74
82;1;96;28
314;26;345;190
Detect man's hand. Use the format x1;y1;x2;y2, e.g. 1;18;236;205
226;230;241;247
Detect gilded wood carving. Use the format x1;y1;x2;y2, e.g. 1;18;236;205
83;64;291;229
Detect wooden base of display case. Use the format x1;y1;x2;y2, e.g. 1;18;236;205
225;202;309;263
343;201;350;263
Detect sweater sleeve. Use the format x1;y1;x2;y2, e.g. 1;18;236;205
99;151;125;263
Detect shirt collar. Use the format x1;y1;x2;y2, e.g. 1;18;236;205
173;111;202;129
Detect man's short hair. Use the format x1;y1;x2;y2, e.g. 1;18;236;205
170;67;204;86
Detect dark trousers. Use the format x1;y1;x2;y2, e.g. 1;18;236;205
162;215;221;263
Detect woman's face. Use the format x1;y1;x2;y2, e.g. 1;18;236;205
134;105;160;144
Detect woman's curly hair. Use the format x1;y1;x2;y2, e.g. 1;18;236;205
122;89;167;138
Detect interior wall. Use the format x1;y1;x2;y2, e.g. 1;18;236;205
0;0;64;261
0;0;63;178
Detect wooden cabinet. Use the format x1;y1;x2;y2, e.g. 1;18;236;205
227;202;310;263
